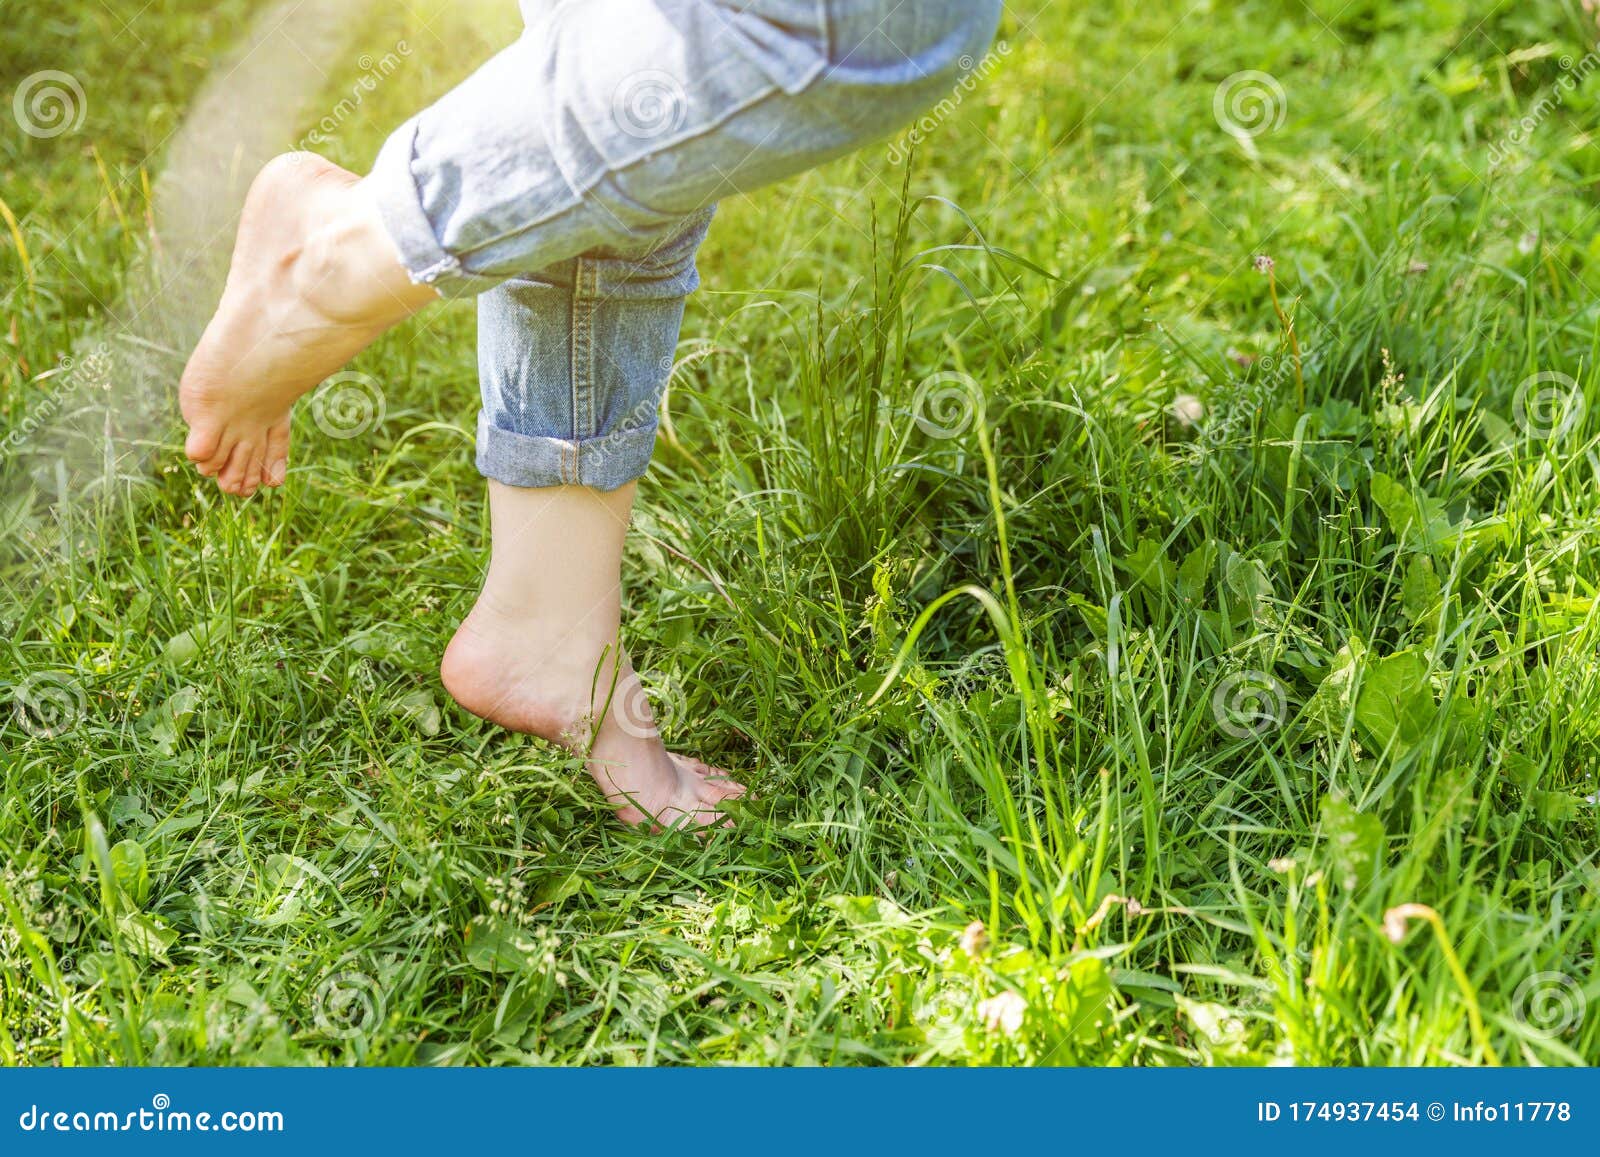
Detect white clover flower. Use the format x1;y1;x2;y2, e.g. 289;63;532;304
977;990;1026;1036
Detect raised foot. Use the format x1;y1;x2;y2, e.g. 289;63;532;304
439;608;746;833
179;151;437;498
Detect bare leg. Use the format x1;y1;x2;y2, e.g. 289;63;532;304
439;481;745;830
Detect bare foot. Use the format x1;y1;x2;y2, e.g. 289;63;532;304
440;601;746;831
179;152;437;497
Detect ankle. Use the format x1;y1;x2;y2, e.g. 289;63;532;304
244;156;432;327
293;205;427;326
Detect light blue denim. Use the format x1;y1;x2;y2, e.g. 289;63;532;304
369;0;1003;490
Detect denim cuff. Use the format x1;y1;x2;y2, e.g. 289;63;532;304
370;118;505;301
475;411;657;491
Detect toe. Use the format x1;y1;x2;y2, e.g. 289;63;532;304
218;442;257;495
209;444;240;491
688;776;742;829
195;433;236;477
673;754;713;777
185;421;223;465
239;454;265;498
265;419;291;486
675;754;747;798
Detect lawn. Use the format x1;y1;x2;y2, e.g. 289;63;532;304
2;0;1598;1066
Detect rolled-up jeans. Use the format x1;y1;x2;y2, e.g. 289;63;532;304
368;0;1003;490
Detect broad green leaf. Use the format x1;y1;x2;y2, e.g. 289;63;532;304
464;915;538;974
1477;410;1515;449
1224;552;1273;605
1177;540;1217;600
117;912;177;960
534;871;585;907
163;620;228;666
1118;537;1176;594
1354;649;1435;753
389;689;441;737
109;839;149;909
1530;791;1587;824
1441;693;1490;759
258;853;318;926
1370;472;1454;551
1176;995;1252;1059
1437;516;1508;560
1068;594;1108;638
1053;956;1114;1046
148;685;203;755
1538;592;1595;633
1369;472;1419;539
1320;795;1385;891
1400;555;1442;624
1499;752;1542;792
1299;637;1366;738
1314;397;1366;438
824;894;916;929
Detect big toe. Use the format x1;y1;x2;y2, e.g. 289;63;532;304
185;420;225;468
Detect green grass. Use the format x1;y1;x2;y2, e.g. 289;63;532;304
3;0;1600;1065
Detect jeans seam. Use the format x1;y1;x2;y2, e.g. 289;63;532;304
569;255;596;483
584;258;598;442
